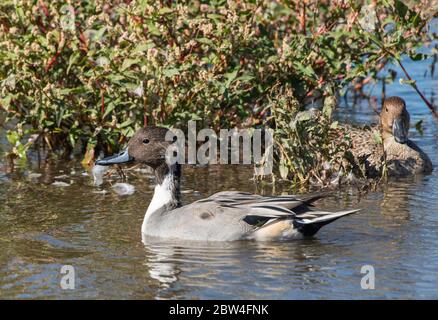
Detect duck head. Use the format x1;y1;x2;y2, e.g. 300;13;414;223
380;96;410;144
96;126;174;169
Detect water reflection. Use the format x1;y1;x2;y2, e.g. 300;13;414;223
379;175;430;224
141;235;363;299
144;240;180;288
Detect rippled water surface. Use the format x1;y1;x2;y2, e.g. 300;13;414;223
1;56;438;299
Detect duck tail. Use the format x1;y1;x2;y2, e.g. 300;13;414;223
298;191;332;205
293;209;361;237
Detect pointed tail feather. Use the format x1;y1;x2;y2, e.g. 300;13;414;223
297;191;332;205
293;209;361;237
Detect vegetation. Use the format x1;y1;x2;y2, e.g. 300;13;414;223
0;0;437;184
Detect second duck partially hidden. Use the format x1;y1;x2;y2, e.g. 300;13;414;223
347;96;433;177
96;126;359;241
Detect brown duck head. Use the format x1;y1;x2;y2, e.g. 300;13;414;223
95;126;175;169
380;96;410;144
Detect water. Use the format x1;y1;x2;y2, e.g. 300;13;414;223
1;55;438;300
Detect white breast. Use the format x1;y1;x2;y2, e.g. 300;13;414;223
142;174;175;234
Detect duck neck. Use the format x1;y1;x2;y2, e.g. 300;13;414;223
141;162;181;235
144;162;181;218
381;130;393;144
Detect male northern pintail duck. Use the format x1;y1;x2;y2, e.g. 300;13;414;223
96;126;360;241
346;96;432;177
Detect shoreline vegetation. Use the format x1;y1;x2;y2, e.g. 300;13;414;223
1;1;437;187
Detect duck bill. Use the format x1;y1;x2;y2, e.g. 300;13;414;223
393;118;408;144
95;149;134;166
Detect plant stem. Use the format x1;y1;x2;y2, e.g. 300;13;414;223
397;59;438;121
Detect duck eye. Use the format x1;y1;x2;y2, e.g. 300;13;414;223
142;138;150;144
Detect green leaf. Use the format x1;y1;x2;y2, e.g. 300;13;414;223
372;132;383;144
279;162;289;180
415;120;424;136
224;69;239;88
410;53;428;61
58;88;75;95
235;74;254;82
67;52;81;75
146;22;161;36
95;27;107;41
206;14;224;21
0;95;12;108
158;7;173;14
197;38;214;46
68;133;76;148
103;102;116;118
6;130;19;146
293;61;316;79
394;1;408;20
163;68;180;78
399;78;416;86
323;104;332;118
118;119;134;128
16;6;25;23
133;43;154;53
121;58;139;71
107;74;125;82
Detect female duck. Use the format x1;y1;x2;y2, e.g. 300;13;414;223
96;126;359;241
347;96;432;177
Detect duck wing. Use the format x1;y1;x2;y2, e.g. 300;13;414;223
147;201;264;241
196;190;327;212
146;191;359;241
343;124;384;177
199;191;360;236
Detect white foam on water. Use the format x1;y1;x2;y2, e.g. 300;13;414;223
111;183;135;196
52;181;71;187
92;164;109;186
